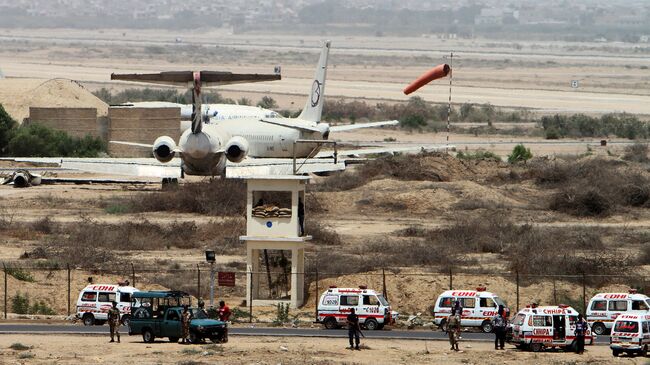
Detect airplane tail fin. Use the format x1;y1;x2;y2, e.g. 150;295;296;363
297;40;330;123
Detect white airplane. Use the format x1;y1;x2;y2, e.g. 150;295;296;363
1;41;452;183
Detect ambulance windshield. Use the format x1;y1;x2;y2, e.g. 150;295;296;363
512;313;526;326
614;321;639;333
494;297;505;307
377;295;389;306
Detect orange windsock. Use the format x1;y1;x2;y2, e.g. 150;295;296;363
403;64;451;95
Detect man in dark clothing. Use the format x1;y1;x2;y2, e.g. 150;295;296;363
298;198;305;236
574;314;587;354
346;308;361;350
492;305;507;350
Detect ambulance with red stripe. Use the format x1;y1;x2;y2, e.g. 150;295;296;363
610;313;650;357
317;286;398;330
586;290;650;335
433;287;508;333
75;283;139;326
509;304;593;352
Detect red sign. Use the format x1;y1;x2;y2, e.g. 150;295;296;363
218;272;236;287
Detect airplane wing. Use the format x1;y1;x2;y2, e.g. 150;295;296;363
225;158;345;178
111;71;281;87
0;158;182;178
258;118;323;133
329;120;399;133
315;144;454;158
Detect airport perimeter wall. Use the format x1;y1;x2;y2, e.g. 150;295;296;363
27;107;99;139
108;107;181;157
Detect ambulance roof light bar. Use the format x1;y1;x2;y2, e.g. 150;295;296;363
359;285;367;290
476;286;486;292
629;289;638;294
558;304;569;308
329;285;337;289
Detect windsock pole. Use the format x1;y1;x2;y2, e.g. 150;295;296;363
447;53;453;148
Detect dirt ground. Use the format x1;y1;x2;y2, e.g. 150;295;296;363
0;334;641;365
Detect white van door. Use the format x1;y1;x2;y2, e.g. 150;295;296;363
339;294;360;324
458;297;477;326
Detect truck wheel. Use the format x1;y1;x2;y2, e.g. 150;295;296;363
612;349;621;357
591;322;607;336
481;320;494;333
169;337;179;343
364;319;379;331
82;314;95;326
323;317;338;330
142;329;155;343
642;345;648;357
121;315;130;327
439;319;448;332
530;343;543;352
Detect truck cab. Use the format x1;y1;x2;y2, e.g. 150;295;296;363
128;291;227;344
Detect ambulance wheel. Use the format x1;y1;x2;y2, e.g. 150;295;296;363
169;337;179;343
121;315;130;327
82;313;95;326
641;345;648;357
612;349;621;357
481;320;494;333
364;319;379;331
530;343;543;352
323;317;338;330
591;322;607;336
142;329;155;343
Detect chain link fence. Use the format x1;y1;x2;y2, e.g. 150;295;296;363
1;262;647;322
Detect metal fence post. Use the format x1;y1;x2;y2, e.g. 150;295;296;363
515;270;520;312
131;263;136;287
582;273;586;314
382;268;387;300
67;264;71;317
449;268;453;290
3;263;7;319
197;264;201;300
314;268;319;322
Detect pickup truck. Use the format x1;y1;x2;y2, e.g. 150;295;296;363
129;306;228;344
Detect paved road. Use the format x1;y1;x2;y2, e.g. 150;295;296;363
0;324;609;344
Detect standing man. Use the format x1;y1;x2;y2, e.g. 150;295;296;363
107;301;121;343
492;305;507;350
574;314;587;354
346;308;361;350
181;305;192;344
218;300;231;322
447;309;460;352
298;198;305;236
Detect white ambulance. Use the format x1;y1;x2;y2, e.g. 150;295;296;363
317;286;398;330
75;283;139;326
433;287;508;333
586;290;650;335
509;304;594;352
610;313;650;357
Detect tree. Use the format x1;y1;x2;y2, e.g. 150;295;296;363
508;144;532;164
0;103;18;155
5;123;105;157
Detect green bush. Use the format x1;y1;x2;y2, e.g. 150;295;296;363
507;144;532;164
11;293;30;314
257;96;278;109
5;123;105;157
93;87;226;105
540;113;650;139
6;268;35;282
9;343;31;351
456;150;501;161
273;303;290;324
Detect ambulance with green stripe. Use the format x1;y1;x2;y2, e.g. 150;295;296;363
433;287;508;333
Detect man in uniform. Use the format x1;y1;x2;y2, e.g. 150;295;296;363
346;308;361;350
447;309;460;351
181;305;192;344
107;301;121;343
574;314;587;354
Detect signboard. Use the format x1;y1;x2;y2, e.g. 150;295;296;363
218;272;236;287
571;80;579;88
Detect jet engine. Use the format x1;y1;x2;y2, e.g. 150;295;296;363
152;136;177;163
2;170;42;188
225;136;249;163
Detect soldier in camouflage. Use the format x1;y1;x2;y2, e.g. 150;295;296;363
181;305;192;344
107;301;121;343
